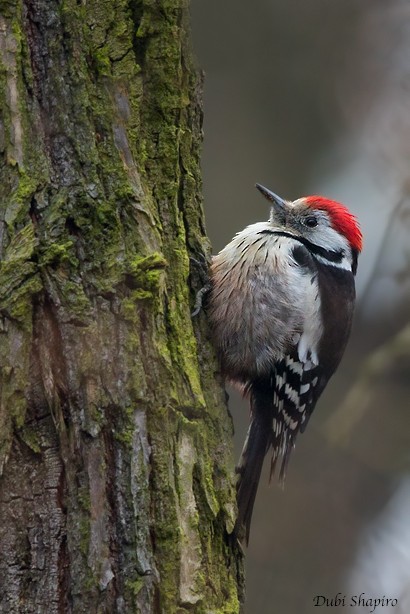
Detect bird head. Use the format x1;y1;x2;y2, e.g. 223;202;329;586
256;183;363;261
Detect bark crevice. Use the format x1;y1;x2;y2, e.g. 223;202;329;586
0;1;243;612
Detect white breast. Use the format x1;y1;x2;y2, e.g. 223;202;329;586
208;222;323;381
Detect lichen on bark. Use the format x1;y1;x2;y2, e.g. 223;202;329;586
0;0;243;612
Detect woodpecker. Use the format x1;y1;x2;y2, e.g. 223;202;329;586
207;184;362;543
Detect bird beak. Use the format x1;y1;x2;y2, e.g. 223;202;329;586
255;183;287;219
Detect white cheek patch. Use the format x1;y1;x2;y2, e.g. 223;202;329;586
314;252;352;272
311;225;353;272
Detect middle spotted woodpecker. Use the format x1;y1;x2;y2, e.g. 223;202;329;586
207;183;362;543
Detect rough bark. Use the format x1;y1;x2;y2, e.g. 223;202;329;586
0;1;243;612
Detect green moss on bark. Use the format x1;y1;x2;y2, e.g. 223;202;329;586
0;0;243;612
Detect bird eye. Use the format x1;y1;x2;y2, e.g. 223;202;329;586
304;216;318;228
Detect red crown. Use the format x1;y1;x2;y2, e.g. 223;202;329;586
305;196;363;252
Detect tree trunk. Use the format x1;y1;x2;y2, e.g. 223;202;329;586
0;1;243;612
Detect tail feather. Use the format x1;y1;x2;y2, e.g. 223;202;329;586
235;385;273;545
234;356;325;543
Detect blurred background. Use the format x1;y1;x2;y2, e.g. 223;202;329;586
191;1;410;612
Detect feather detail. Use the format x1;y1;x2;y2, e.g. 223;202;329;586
208;194;360;544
